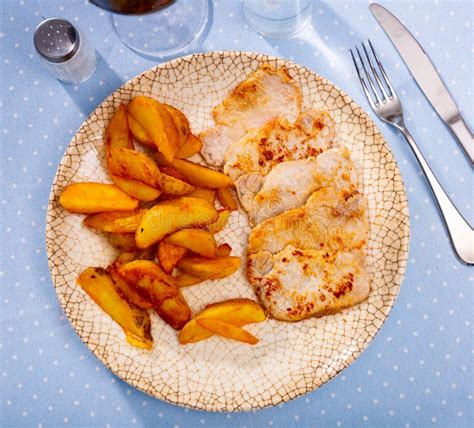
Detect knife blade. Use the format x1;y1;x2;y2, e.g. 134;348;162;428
370;3;474;165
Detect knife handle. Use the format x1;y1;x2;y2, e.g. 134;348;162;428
448;115;474;165
399;125;474;265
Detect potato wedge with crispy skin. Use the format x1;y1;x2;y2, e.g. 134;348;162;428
161;173;195;196
177;256;240;279
215;243;232;256
112;248;156;269
127;97;179;161
165;229;217;258
187;188;216;205
127;114;155;148
118;260;177;304
60;183;139;214
84;209;146;233
160;166;189;183
216;186;238;211
207;209;231;234
111;175;160;202
77;267;153;349
106;104;134;152
197;318;259;345
107;233;138;252
155;154;231;188
153;101;180;154
179;298;265;344
198;299;266;323
108;148;161;189
118;260;191;329
176;134;202;158
175;272;203;287
179;319;212;343
136;197;218;248
158;242;187;274
164;104;190;147
108;266;153;309
155;292;191;330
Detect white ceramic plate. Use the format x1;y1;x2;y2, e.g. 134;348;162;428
46;51;409;411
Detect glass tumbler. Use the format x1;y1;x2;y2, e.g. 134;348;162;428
243;0;313;39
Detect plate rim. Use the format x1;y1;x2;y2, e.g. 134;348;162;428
45;50;410;411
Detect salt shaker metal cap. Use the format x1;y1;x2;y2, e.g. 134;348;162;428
34;18;79;63
34;18;96;84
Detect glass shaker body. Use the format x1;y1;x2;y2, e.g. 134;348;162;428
34;19;96;84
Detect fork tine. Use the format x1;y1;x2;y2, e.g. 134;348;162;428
350;49;377;110
355;46;381;104
362;42;389;100
368;39;395;97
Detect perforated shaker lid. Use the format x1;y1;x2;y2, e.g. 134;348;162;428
34;18;80;63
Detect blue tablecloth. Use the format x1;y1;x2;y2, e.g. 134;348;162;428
1;0;472;426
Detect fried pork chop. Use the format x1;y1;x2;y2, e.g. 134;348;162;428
223;109;335;183
237;147;358;225
248;187;368;256
248;246;369;321
200;64;302;166
247;186;369;321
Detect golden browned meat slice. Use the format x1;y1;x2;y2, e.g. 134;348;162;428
200;64;302;166
224;109;335;182
237;147;358;225
247;186;370;321
248;246;369;321
247;186;368;256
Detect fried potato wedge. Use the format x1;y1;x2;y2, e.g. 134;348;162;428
179;299;265;344
77;267;153;349
198;299;266;323
108;233;138;252
216;186;238;211
108;266;153;309
175;272;204;287
164;104;190;147
127;96;179;161
153;101;180;154
60;182;139;214
215;243;232;256
106;104;133;151
127;114;155;148
177;256;240;279
84;209;146;233
112;248;156;268
155;292;191;330
197;318;259;345
161;173;195;196
176;134;202;158
118;260;177;304
118;260;191;329
187;188;216;205
160;166;189;183
158;242;187;274
165;229;217;258
156;154;231;188
207;209;230;234
108;148;161;189
136;197;218;248
111;175;160;202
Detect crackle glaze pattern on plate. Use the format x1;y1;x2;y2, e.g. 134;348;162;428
45;51;409;412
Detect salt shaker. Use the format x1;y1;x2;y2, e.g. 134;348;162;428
34;18;96;84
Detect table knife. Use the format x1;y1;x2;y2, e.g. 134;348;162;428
370;3;474;165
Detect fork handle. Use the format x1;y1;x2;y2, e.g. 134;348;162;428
399;125;474;265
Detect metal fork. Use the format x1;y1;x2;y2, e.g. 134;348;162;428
351;41;473;265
